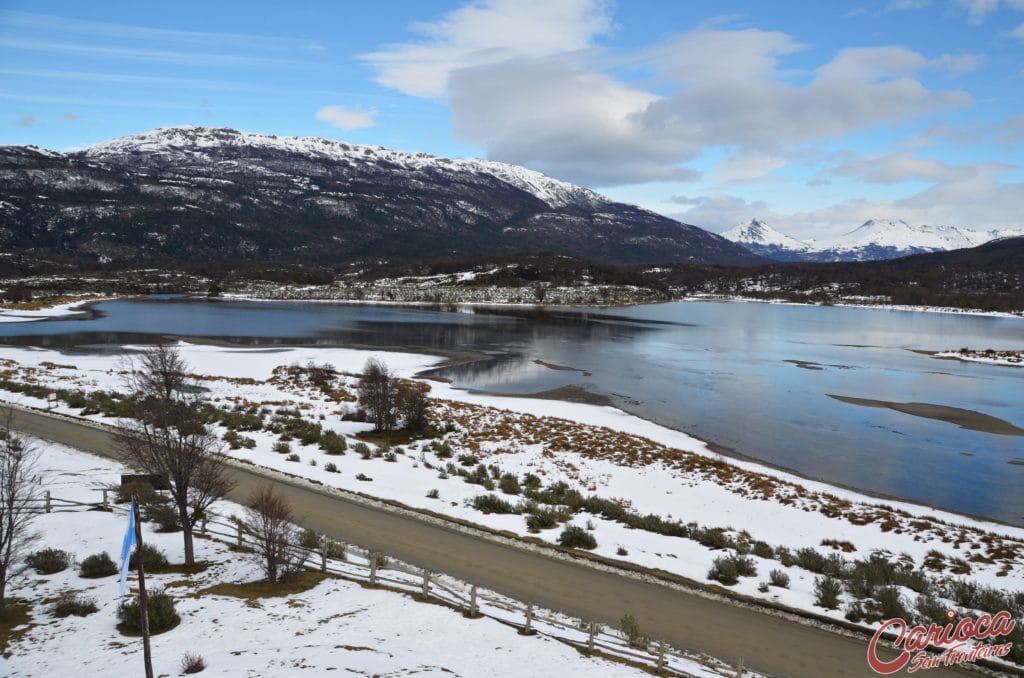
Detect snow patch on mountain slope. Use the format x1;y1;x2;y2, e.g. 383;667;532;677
83;126;603;209
721;219;811;251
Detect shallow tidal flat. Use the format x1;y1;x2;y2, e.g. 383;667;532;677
827;394;1024;436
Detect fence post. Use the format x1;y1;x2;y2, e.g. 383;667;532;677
320;539;328;573
587;622;596;654
45;490;52;513
522;603;534;635
421;571;431;599
101;489;108;507
657;642;665;675
201;517;208;536
736;657;744;677
469;585;479;618
236;522;243;548
369;552;378;586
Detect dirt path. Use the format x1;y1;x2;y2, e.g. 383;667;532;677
11;406;984;678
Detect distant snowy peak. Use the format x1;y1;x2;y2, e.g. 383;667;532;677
721;216;1024;262
83;126;601;209
721;219;811;250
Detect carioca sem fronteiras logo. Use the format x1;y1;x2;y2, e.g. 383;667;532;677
867;609;1016;673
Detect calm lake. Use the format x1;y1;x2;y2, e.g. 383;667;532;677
3;297;1023;524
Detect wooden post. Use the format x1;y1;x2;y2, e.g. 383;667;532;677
101;489;108;507
45;490;52;513
469;585;478;617
201;517;208;536
369;552;378;585
523;603;534;635
133;497;155;678
736;657;745;677
421;571;431;599
236;522;243;548
587;622;596;654
320;541;327;573
657;642;665;674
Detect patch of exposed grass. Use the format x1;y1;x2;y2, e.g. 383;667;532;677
0;602;33;656
196;570;333;601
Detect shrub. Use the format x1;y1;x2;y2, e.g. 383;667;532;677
354;442;371;459
522;473;542;490
708;555;757;586
471;494;518;514
319;431;347;455
814;576;843;610
273;441;291;454
752;541;774;559
52;591;98;617
915;594;950;626
383;451;397;462
525;509;559;532
769;569;790;588
426;489;440;499
869;586;910;621
285;453;300;462
431;441;454;459
26;548;71;575
128;544;169;571
324;462;339;473
117;588;179;634
181;652;206;674
616;547;628;556
619;614;648;650
79;552;118;578
499;473;521;495
758;582;770;593
457;453;479;467
356;473;373;482
708;557;739;585
144;502;181;533
558;524;597;549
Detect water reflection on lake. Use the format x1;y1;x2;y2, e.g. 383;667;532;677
2;297;1023;524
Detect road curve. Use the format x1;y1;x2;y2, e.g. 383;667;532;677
11;406;980;678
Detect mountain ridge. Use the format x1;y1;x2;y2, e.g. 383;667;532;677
0;126;760;266
722;217;1023;262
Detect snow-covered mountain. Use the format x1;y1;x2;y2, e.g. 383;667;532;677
720;219;812;262
721;217;1024;262
0;126;759;265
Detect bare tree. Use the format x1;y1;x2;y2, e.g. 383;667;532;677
119;345;234;566
0;410;40;613
242;485;311;583
396;381;431;432
356;358;397;433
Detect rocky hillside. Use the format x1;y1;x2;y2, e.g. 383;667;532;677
0;126;759;266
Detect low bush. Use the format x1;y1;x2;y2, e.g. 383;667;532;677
499;473;521;495
558;524;597;549
319;431;347;455
181;652;206;674
128;544;169;571
52;591;98;618
285;453;300;462
272;441;291;454
79;552;118;578
144;502;181;533
814;576;843;610
426;489;440;499
619;614;648;650
117;588;179;634
525;509;559;532
471;494;518;514
708;554;757;586
356;473;373;482
768;569;790;588
353;442;371;459
26;548;71;575
324;462;339;473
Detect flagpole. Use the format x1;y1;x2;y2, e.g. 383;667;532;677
133;494;154;678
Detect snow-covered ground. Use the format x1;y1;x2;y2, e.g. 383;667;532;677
0;341;1022;644
4;441;695;677
0;296;105;323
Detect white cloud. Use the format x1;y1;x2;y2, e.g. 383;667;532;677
953;0;1000;24
365;6;971;187
361;0;612;98
315;105;376;130
930;53;983;75
1012;22;1024;39
667;194;775;232
886;0;932;10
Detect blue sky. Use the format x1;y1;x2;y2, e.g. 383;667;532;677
1;0;1022;238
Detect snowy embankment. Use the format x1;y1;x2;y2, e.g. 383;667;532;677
0;296;106;323
0;341;1022;655
4;441;687;677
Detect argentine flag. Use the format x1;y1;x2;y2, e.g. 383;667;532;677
119;498;136;597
